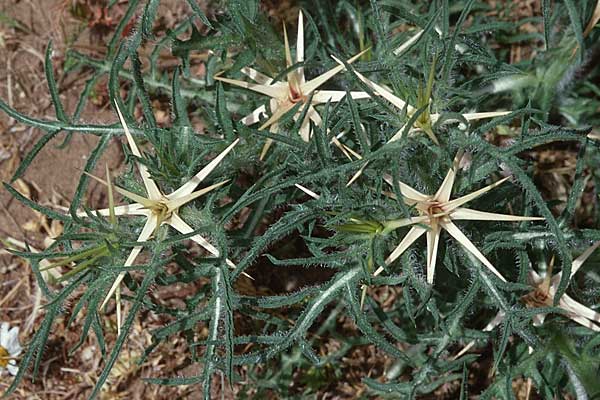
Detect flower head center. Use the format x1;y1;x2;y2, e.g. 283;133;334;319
521;287;552;309
418;201;445;218
0;346;9;368
288;85;305;104
149;200;171;220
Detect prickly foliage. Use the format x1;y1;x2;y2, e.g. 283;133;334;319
2;0;600;398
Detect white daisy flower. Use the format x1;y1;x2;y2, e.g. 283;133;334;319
0;322;22;376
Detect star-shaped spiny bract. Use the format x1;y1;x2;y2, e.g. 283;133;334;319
79;103;239;325
377;155;543;283
334;46;511;145
335;33;511;186
215;11;368;160
454;241;600;362
523;242;600;330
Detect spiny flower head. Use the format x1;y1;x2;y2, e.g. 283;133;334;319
378;153;543;283
75;102;240;331
215;11;368;159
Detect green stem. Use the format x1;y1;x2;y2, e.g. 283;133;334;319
41;245;108;271
56;250;108;282
0;98;144;136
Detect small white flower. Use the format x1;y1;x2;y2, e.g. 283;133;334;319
0;322;22;376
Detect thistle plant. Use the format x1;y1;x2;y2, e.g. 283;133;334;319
215;10;368;159
456;241;600;361
1;1;600;399
337;53;511;145
77;103;240;332
376;155;544;284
